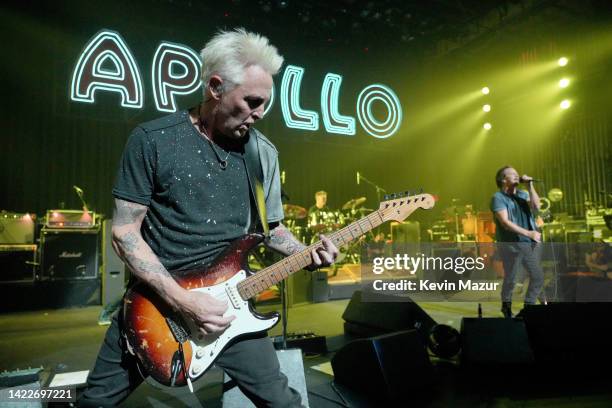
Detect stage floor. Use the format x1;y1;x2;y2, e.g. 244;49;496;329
1;299;611;407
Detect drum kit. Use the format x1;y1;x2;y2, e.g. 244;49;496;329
282;196;374;265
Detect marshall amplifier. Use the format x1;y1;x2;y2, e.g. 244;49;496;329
41;228;100;280
0;244;37;283
45;209;97;229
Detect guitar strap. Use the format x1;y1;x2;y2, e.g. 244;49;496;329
244;129;270;238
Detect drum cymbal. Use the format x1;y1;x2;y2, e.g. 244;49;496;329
283;204;307;219
342;197;366;210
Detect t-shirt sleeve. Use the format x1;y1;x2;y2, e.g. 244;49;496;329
265;154;284;223
491;193;506;213
517;189;530;201
112;127;156;206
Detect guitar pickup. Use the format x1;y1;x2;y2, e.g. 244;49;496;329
225;284;241;310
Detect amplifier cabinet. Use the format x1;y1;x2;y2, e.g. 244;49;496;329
0;244;37;283
41;228;100;280
0;213;35;244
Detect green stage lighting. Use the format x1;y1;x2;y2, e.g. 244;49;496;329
481;86;490;95
558;57;568;67
560;99;571;109
483;122;492;130
483;104;491;112
559;78;570;88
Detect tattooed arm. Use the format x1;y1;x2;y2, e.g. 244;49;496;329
266;222;339;269
112;198;234;334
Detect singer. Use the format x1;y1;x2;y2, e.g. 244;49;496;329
490;166;544;318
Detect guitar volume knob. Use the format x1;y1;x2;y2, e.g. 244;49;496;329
196;348;204;359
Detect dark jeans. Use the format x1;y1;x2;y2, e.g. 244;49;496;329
500;242;544;304
79;309;302;407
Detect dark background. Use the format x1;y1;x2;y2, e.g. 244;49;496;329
1;0;611;228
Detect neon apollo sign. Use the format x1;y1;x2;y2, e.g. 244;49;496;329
71;29;403;138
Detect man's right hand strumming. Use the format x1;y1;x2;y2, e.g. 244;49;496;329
171;290;235;335
112;198;235;336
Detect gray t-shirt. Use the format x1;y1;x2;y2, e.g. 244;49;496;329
112;110;284;271
490;189;536;242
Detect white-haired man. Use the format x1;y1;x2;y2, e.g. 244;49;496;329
80;28;337;407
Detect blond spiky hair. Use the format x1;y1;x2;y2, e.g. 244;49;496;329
200;28;284;93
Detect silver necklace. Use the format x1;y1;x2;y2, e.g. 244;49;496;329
195;107;230;170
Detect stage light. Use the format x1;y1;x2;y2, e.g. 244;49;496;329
558;57;568;67
483;122;492;130
559;78;570;88
481;86;490;95
560;99;571;109
482;104;491;112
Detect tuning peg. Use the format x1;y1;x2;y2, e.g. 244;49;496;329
405;190;411;197
384;194;389;200
419;187;423;194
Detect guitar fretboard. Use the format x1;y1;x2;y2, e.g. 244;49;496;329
237;194;433;300
236;209;385;300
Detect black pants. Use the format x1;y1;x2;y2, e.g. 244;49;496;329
79;310;302;407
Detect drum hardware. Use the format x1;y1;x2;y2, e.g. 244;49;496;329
538;197;553;223
547;188;563;202
283;204;307;220
341;197;366;211
308;210;345;237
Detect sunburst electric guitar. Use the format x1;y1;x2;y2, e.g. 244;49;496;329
123;192;435;390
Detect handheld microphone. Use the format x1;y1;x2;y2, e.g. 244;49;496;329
520;176;543;183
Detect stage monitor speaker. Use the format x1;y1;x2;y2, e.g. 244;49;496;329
222;348;309;407
101;220;126;305
460;318;534;367
332;330;433;402
41;228;99;280
391;221;420;243
0;244;36;283
342;290;436;340
518;303;612;370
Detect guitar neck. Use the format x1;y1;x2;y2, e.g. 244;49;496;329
237;210;385;300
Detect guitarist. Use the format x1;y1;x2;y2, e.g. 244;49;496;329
80;28;338;407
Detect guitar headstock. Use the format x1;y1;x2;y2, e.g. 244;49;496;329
379;191;436;222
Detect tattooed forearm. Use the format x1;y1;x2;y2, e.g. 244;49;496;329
113;199;148;226
267;224;306;256
115;231;172;279
120;231;140;252
111;198;182;306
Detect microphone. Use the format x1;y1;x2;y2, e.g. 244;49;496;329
73;185;84;195
520;176;543;183
356;171;360;185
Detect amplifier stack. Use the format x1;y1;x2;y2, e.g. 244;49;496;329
0;209;105;311
0;211;37;285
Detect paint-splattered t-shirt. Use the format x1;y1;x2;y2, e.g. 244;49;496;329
113;110;284;271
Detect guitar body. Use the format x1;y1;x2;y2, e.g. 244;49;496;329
122;233;280;387
122;192;436;389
